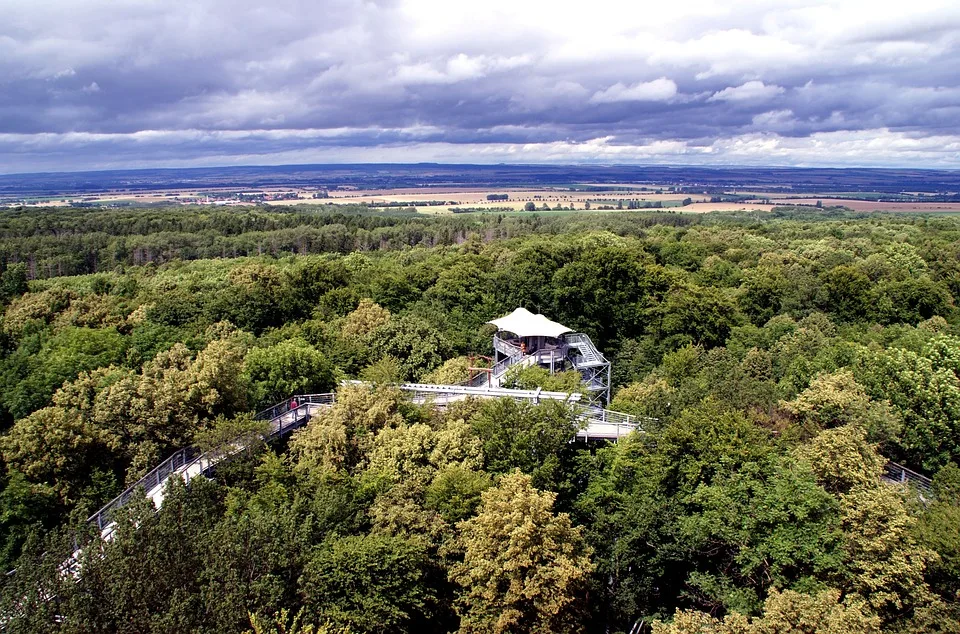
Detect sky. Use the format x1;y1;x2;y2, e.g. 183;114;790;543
2;0;960;173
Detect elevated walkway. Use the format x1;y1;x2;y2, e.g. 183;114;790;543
10;333;935;620
19;379;927;612
399;382;648;440
882;461;934;498
87;394;334;536
85;383;936;543
86;384;645;541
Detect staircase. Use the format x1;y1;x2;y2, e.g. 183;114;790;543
564;332;606;367
462;350;530;388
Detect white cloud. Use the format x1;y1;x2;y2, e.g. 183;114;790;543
3;0;960;170
392;62;449;85
709;80;785;102
589;78;678;103
752;109;794;126
391;54;532;85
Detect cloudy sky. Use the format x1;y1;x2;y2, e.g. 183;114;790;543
2;0;960;173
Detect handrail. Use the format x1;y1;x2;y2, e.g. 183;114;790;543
528;349;561;366
83;383;937;541
29;379;938;624
253;393;335;422
400;382;582;404
883;461;933;495
87;446;201;531
86;393;335;531
579;406;657;432
493;333;522;357
564;332;607;365
491;352;524;379
462;371;492;388
398;384;641;439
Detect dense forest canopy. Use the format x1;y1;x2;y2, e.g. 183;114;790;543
0;205;959;633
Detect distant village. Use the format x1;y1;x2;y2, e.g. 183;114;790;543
1;189;329;208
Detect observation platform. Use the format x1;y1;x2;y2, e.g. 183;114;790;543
467;307;612;405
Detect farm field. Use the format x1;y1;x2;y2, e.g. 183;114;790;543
4;163;960;215
681;201;772;213
269;187;712;213
769;197;960;212
12;186;960;215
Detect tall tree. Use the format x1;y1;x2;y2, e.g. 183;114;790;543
448;471;594;634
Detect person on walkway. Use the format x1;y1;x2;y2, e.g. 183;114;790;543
290;398;299;411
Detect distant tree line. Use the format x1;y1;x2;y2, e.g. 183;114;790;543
0;206;695;279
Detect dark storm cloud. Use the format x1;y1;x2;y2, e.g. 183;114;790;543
2;0;960;171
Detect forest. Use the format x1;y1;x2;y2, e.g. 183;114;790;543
0;205;959;633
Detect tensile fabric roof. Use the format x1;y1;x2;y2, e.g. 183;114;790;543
486;307;573;339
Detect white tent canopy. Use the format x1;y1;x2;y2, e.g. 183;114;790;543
487;307;573;339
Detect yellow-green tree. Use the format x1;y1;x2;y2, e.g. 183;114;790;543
289;383;403;474
422;356;472;385
839;486;937;617
796;425;944;627
448;471;594;634
652;588;880;634
340;298;391;340
795;424;885;494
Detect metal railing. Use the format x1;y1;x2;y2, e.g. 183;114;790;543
87;446;201;531
493;334;522;358
564;332;606;366
463;370;500;388
581;406;634;427
400;383;582;405
575;422;637;440
491;352;524;380
254;393;335;423
528;349;561;366
87;393;335;532
577;406;659;438
82;382;939;541
883;461;933;496
578;407;635;439
399;383;646;439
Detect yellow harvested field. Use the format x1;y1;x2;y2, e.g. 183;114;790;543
321;188;709;209
32;185;960;215
681;202;772;213
771;198;960;212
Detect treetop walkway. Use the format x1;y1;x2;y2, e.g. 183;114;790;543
86;382;933;543
87;384;649;538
